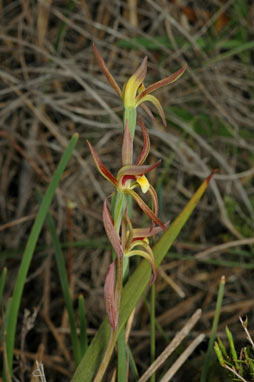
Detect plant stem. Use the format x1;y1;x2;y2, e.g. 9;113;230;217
113;192;128;382
113;192;127;233
118;107;137;381
94;104;136;381
123;107;137;140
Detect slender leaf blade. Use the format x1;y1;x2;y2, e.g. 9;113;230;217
0;267;7;306
4;133;79;376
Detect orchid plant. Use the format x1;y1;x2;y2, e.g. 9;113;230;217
86;44;186;381
79;45;213;382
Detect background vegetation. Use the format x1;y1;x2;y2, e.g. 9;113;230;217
1;0;254;381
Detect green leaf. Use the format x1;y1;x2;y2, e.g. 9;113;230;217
127;344;139;381
4;133;79;377
226;326;239;370
217;336;229;360
71;173;213;382
214;341;225;367
45;211;81;366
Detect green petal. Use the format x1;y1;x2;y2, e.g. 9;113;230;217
138;94;166;127
125;247;157;284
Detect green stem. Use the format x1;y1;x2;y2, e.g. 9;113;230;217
114;192;127;234
95;104;137;381
123;107;137;140
113;192;128;382
119;107;136;381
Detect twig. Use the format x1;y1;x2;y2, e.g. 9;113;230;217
138;309;202;382
239;316;254;351
195;238;254;260
160;333;205;382
223;364;248;382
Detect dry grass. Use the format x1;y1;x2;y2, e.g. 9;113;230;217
1;0;254;380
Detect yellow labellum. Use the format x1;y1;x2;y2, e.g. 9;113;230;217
136;175;150;193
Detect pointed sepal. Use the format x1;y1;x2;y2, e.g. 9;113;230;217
87;140;117;187
93;43;122;97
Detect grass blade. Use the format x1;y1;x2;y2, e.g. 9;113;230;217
55;0;75;52
0;297;12;346
0;267;7;306
71;173;213;382
0;267;8;344
4;133;79;377
127;344;139;381
226;326;238;370
45;211;81;366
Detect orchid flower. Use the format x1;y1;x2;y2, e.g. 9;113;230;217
87;119;166;231
93;43;187;128
103;201;168;287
